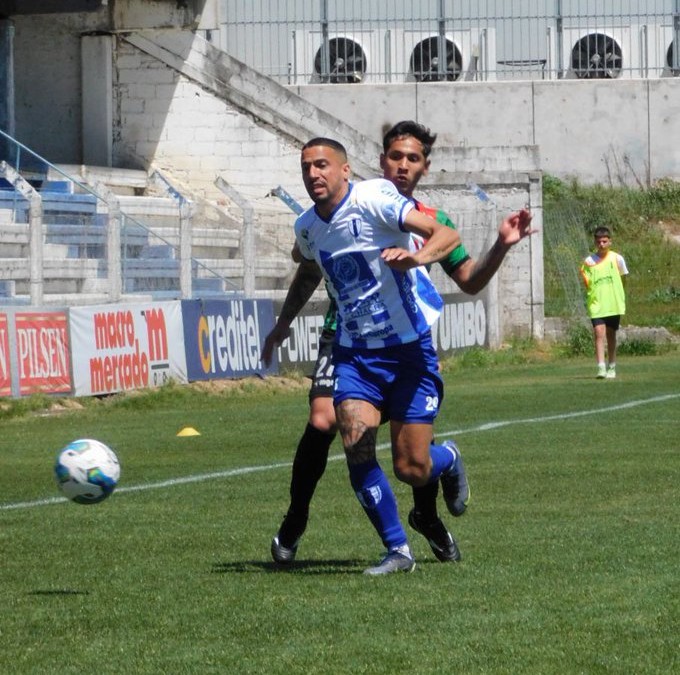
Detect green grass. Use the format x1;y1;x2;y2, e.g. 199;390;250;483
543;177;680;331
2;353;679;674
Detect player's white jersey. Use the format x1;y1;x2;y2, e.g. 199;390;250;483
295;178;444;349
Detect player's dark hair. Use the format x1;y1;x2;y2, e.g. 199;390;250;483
594;226;611;238
302;137;348;160
382;121;437;158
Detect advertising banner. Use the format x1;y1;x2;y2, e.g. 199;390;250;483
431;296;489;352
70;301;187;397
15;311;72;395
0;313;10;397
273;293;490;370
181;298;276;380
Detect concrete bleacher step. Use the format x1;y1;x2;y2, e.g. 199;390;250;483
80;276;111;293
197;257;294;291
50;165;149;196
0;223;28;257
198;257;291;278
146;226;240;254
116;196;181;228
0;280;16;298
192;277;225;294
0;258;101;278
139;244;176;258
122;258;180;293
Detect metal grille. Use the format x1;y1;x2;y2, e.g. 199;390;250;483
214;0;680;84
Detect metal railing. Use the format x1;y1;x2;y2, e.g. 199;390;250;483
0;128;242;306
214;0;680;84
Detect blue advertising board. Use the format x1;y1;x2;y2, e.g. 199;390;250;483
273;292;490;370
181;299;277;380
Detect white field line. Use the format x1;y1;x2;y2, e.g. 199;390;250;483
2;393;677;512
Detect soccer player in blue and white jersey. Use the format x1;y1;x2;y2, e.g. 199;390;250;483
264;127;534;574
293;137;460;574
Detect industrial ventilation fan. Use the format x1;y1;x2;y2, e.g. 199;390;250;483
313;37;367;83
570;32;623;78
410;36;463;81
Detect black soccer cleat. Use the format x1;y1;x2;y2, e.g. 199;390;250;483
408;508;461;562
271;535;299;565
270;510;307;565
440;440;470;517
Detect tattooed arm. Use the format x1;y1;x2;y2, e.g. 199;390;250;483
260;258;324;366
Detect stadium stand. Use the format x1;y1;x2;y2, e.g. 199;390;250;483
0;152;289;304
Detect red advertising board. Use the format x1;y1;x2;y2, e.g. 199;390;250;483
0;313;10;397
15;311;72;395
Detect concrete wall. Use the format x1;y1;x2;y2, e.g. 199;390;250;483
111;34;306;266
5;1;213;163
11;12;107;162
294;78;680;187
6;9;679;184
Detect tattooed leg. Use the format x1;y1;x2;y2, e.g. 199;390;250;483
336;399;407;550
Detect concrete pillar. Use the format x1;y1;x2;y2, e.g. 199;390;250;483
81;33;113;166
0;20;15;161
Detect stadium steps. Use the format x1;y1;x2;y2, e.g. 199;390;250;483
0;163;295;302
196;257;293;291
0;257;102;295
48;165;148;196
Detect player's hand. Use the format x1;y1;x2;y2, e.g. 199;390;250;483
260;324;291;367
499;208;536;246
381;247;417;271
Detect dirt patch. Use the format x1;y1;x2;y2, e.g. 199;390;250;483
657;219;680;244
189;375;310;394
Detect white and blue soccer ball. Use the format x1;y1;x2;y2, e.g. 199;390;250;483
55;439;120;505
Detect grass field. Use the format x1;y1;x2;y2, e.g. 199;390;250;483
2;353;679;674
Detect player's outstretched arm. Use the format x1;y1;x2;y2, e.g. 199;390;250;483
452;208;535;295
261;258;323;367
384;209;461;271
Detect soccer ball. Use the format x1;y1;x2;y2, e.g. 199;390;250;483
55;439;121;505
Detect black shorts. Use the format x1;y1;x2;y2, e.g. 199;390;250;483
308;328;336;402
591;315;621;330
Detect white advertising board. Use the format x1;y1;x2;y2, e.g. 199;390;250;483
70;301;187;397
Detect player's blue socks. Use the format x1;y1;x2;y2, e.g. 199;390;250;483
348;459;407;550
428;442;456;482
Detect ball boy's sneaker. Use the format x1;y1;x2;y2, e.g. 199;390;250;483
440;440;470;517
597;364;607;379
408;509;461;562
606;365;616;379
363;549;416;576
270;510;307;565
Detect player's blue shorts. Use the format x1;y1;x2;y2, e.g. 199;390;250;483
332;331;443;423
